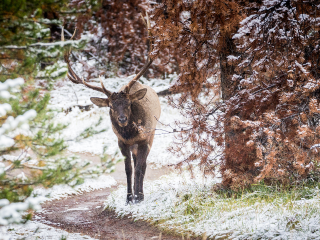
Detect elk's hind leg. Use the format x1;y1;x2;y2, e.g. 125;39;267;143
119;141;133;204
138;133;155;201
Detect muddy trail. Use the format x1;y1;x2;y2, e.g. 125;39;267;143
35;153;200;240
36;188;185;240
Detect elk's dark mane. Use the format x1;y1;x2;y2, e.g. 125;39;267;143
110;116;139;140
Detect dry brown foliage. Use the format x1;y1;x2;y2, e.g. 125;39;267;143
152;0;320;189
150;0;243;180
151;0;243;100
68;0;174;78
221;0;320;188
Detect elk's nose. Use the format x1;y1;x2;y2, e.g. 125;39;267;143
118;116;127;123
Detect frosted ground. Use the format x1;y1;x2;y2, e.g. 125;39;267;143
106;170;320;239
1;221;97;240
3;74;320;239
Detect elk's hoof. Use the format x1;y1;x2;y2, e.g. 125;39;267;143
134;193;144;203
126;194;133;205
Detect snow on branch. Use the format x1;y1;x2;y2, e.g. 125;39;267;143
0;78;37;150
1;38;88;50
0;197;45;226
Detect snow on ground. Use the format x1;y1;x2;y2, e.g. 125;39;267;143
105;170;320;239
2;170;116;239
105;168;217;221
1;221;97;240
50;74;184;168
33;175;117;201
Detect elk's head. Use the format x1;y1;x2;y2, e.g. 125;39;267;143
61;13;152;128
63;42;151;127
90;81;147;127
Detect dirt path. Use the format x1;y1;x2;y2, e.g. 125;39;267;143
36;187;185;240
35;153;198;240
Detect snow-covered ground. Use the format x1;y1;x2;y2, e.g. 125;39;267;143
1;221;97;240
2;174;116;240
34;175;116;201
105;170;320;239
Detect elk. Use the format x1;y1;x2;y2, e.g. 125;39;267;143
61;23;160;204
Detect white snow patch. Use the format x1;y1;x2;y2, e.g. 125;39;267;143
1;221;97;240
34;175;116;201
64;207;89;212
311;144;320;149
105;168;217;220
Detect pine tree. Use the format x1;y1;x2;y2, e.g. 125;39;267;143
0;0;115;227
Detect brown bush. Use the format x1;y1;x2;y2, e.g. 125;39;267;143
152;0;320;189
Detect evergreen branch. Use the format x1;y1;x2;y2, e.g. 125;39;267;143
1;39;85;50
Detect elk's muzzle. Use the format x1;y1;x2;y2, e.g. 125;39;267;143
118;116;128;126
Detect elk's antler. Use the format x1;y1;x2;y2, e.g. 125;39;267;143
125;13;154;93
62;27;112;97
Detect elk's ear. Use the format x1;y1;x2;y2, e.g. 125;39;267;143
129;88;147;101
90;97;109;107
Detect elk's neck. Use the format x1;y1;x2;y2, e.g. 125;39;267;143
111;116;139;140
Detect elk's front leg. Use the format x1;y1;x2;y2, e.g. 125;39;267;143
118;141;133;204
134;142;150;203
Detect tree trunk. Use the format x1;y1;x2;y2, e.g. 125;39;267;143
219;34;257;188
219;35;238;101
